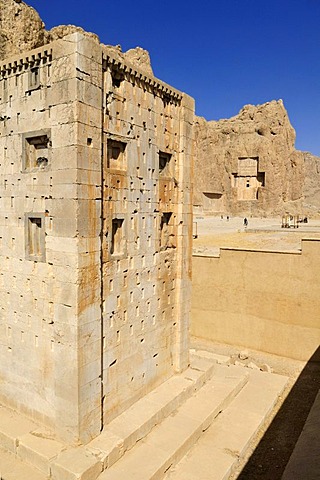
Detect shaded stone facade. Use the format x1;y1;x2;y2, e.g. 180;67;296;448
0;30;193;444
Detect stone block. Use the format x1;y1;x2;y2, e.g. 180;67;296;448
51;447;102;480
0;407;37;454
17;432;64;474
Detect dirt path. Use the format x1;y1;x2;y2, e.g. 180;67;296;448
193;216;320;254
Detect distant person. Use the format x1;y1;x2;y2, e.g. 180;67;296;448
226;216;229;221
221;215;223;220
243;217;248;227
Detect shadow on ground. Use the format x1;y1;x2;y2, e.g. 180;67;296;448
237;347;320;480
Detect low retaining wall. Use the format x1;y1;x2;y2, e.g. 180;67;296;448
191;239;320;361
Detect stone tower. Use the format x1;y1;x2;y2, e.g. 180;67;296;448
0;6;194;443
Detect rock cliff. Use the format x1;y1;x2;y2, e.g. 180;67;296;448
0;0;47;60
303;152;320;214
194;100;313;216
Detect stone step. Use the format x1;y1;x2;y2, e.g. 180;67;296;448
0;353;216;478
0;405;66;477
0;446;47;480
49;355;216;479
96;365;248;480
164;369;289;480
0;404;39;455
189;349;230;364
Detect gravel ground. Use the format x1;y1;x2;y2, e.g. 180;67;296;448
193;216;320;255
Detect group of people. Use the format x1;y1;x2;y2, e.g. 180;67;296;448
220;215;249;227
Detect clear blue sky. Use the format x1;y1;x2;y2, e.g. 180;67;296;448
28;0;320;155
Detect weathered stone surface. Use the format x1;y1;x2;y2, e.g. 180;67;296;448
123;47;153;76
47;25;99;44
194;100;306;216
101;44;153;76
303;151;320;214
0;2;193;446
0;0;154;77
239;350;249;360
0;0;47;60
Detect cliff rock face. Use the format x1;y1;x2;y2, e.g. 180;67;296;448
0;0;47;60
0;1;153;76
303;152;320;214
194;100;306;216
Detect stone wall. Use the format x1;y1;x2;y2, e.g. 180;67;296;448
0;36;82;442
194;100;318;217
0;27;193;443
100;50;193;424
191;240;320;361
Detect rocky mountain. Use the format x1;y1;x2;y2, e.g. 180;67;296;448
194;100;319;217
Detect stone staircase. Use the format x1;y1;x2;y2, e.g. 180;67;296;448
0;350;288;480
165;366;289;480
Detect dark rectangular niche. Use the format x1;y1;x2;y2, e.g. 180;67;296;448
257;171;266;187
22;131;51;171
160;212;174;250
111;218;124;255
28;66;40;91
159;151;172;174
25;213;46;262
107;139;127;170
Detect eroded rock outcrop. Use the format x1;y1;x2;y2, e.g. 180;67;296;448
0;0;47;60
194;100;308;216
124;47;153;76
47;25;99;44
303;152;320;214
0;0;153;76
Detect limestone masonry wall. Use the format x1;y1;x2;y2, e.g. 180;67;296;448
0;27;194;443
0;38;82;441
191;240;320;361
100;49;193;425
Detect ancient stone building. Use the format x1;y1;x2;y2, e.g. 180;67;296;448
193;100;317;217
0;4;194;444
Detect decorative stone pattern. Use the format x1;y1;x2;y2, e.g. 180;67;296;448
0;15;194;444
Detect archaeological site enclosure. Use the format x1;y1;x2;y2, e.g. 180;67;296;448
0;12;193;443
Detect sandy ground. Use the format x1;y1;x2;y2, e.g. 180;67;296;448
193;215;320;255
